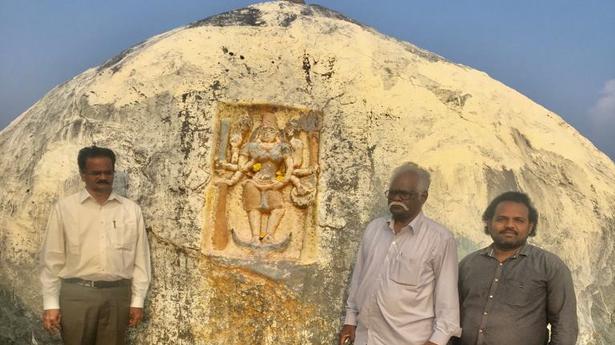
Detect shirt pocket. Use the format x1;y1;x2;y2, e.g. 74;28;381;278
500;279;533;306
112;219;138;250
390;252;420;286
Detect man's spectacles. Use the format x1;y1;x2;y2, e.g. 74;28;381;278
385;189;418;201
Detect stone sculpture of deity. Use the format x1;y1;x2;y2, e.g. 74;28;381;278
213;109;320;251
217;112;294;245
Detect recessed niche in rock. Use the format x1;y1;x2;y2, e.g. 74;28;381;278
202;102;321;262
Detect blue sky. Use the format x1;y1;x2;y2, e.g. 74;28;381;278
1;0;614;160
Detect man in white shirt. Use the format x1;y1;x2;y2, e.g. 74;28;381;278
40;146;151;345
339;162;461;345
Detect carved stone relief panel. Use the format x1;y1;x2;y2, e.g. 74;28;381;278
202;102;321;263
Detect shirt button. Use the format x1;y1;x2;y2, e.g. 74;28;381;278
499;263;503;266
495;278;499;282
483;311;488;315
489;295;493;299
479;329;484;333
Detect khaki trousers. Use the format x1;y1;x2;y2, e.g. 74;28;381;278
60;281;131;345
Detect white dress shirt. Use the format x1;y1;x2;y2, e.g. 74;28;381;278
344;212;461;345
40;189;151;309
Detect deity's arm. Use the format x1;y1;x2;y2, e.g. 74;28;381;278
290;140;318;177
230;149;240;164
277;156;295;186
239;156;257;173
292;164;319;177
284;156;295;180
216;160;239;171
217;156;254;186
261;156;294;191
221;171;243;186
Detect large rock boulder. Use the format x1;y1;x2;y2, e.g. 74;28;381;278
1;1;613;344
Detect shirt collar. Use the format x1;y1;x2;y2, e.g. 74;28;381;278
79;188;122;204
386;211;424;234
481;242;530;258
517;243;531;256
478;246;492;257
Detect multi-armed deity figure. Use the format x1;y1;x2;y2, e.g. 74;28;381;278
216;111;317;247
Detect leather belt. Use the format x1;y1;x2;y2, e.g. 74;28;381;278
63;278;131;288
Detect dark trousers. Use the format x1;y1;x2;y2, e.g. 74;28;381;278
59;281;131;345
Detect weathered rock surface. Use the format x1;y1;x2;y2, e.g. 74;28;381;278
1;2;614;344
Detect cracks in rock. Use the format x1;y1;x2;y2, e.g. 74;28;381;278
147;226;200;257
178;91;212;160
302;52;312;86
318;224;344;231
130;86;147;99
320;57;336;79
320;92;345;111
188;175;210;192
146;226;290;285
366;144;377;181
177;109;194;160
301;54;336;90
339;99;357;106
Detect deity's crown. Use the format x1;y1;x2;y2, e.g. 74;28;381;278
261;112;279;129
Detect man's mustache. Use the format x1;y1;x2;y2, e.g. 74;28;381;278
388;201;409;211
96;180;111;185
499;229;518;235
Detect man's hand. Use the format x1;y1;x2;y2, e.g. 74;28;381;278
42;309;61;335
128;307;144;327
338;324;356;345
423;342;438;345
